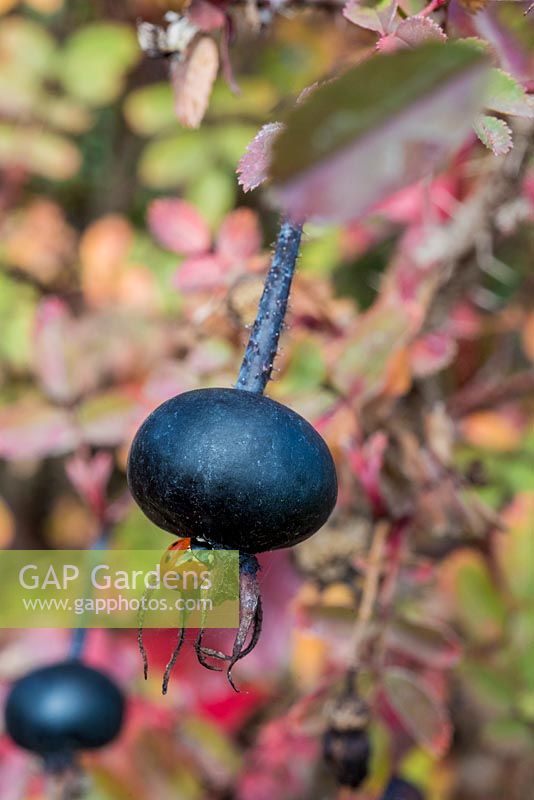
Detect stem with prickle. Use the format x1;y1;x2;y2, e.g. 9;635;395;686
236;219;303;394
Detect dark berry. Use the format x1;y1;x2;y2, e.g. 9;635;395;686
127;388;337;553
323;695;371;789
5;660;124;762
323;726;371;789
381;776;425;800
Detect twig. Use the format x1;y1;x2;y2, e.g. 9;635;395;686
236;219;303;394
349;520;389;669
448;369;534;417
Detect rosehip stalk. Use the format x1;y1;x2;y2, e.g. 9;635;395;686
236;218;303;394
69;526;111;659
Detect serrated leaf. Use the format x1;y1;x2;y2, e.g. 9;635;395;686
237;122;284;192
394;16;447;47
484;69;534;119
344;0;398;35
473;114;512;155
270;42;489;223
382;667;452;756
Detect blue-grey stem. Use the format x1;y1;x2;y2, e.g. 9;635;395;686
69;528;110;659
236;219;303;394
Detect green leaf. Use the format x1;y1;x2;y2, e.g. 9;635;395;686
270;41;489;222
213;123;261;169
58;23;140;106
0;16;55;77
473;114;512;156
449;551;507;642
0;123;81;180
0;274;35;369
279;340;327;395
139;132;213;188
123;83;176;137
299;227;341;276
484;718;534;753
461;662;515;712
185;170;236;227
209;77;278;117
496;493;534;602
485;69;534;119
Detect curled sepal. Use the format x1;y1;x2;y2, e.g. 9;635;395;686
196;554;263;691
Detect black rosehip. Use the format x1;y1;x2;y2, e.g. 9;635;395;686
5;660;124;766
323;694;371;789
323;726;371;789
127;387;337;553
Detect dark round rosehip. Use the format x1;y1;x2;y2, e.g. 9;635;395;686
127;388;337;553
5;660;124;760
381;776;425;800
323;726;371;789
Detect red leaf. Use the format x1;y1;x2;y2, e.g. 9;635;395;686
34;297;77;404
65;451;113;517
216;208;262;263
382;667;452;756
410;330;457;377
172;252;229;291
0;402;76;460
148;198;211;255
77;390;139;447
347;432;388;515
237;122;284;193
170;35;219;129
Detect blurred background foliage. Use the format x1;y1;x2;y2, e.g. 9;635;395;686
0;1;533;799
